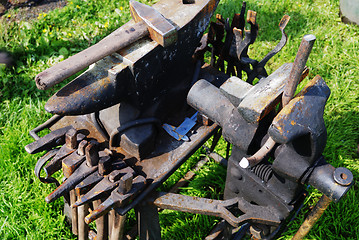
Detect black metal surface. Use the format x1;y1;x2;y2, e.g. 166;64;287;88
25;125;73;154
34;148;60;185
187;79;258;151
29;114;63;140
224;147;295;220
45;160;98;203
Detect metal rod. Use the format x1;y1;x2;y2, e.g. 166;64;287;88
70;190;78;235
109;118;161;149
240;137;276;168
282;34;316;106
136;201;161;240
110;212;127;240
108;210;114;237
210;128;222;152
78;194;89;240
29;114;63;140
93;199;109;240
292;194;332;240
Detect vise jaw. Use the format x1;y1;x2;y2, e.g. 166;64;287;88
188;59;353;235
270;75;352;202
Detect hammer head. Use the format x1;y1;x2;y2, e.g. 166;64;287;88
130;0;177;47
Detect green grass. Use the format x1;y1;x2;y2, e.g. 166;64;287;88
0;0;358;239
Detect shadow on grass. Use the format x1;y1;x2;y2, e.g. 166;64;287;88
324;108;359;172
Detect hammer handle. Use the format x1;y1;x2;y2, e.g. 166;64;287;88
282;34;316;106
35;22;148;90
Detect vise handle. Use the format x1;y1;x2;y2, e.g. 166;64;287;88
35;0;177;90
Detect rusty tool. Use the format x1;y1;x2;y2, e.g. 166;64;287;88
85;175;147;224
74;158;127;197
34;149;60;185
73;167;135;208
62;140;88;178
44;130;86;177
75;157;126;240
62;135;86;236
25;125;74;154
34;128;85;187
151;193;281;228
109;174;133;240
93;199;109;240
239;34;315;168
35;0;177;90
78;193;89;240
74;141;102;240
245;15;291;83
45;149;100;203
109;210;127;240
282;34;316;106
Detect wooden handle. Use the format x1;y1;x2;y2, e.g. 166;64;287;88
35;22;148;90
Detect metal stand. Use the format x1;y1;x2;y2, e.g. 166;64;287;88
136;200;161;240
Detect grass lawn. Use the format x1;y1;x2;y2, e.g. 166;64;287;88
0;0;358;239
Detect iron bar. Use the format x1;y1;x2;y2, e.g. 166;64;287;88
292;194;332;240
93;199;109;240
282;34;316;106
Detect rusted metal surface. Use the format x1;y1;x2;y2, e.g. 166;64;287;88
93;199;109;240
70;190;79;235
269;75;330;160
85;141;100;167
78;194;90;240
45;133;86;177
73;167;135;207
62;150;86;178
34;149;60;185
130;0;177;47
306;158;353;202
109;211;126;240
85;175;147;224
35;21;147;90
292;195;332;240
45;160;98;203
152;192;281;227
238;63;293;123
75;160;127;196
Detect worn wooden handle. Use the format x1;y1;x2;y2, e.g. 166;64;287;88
35;22;148;90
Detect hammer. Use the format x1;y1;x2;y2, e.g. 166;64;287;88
35;0;177;90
